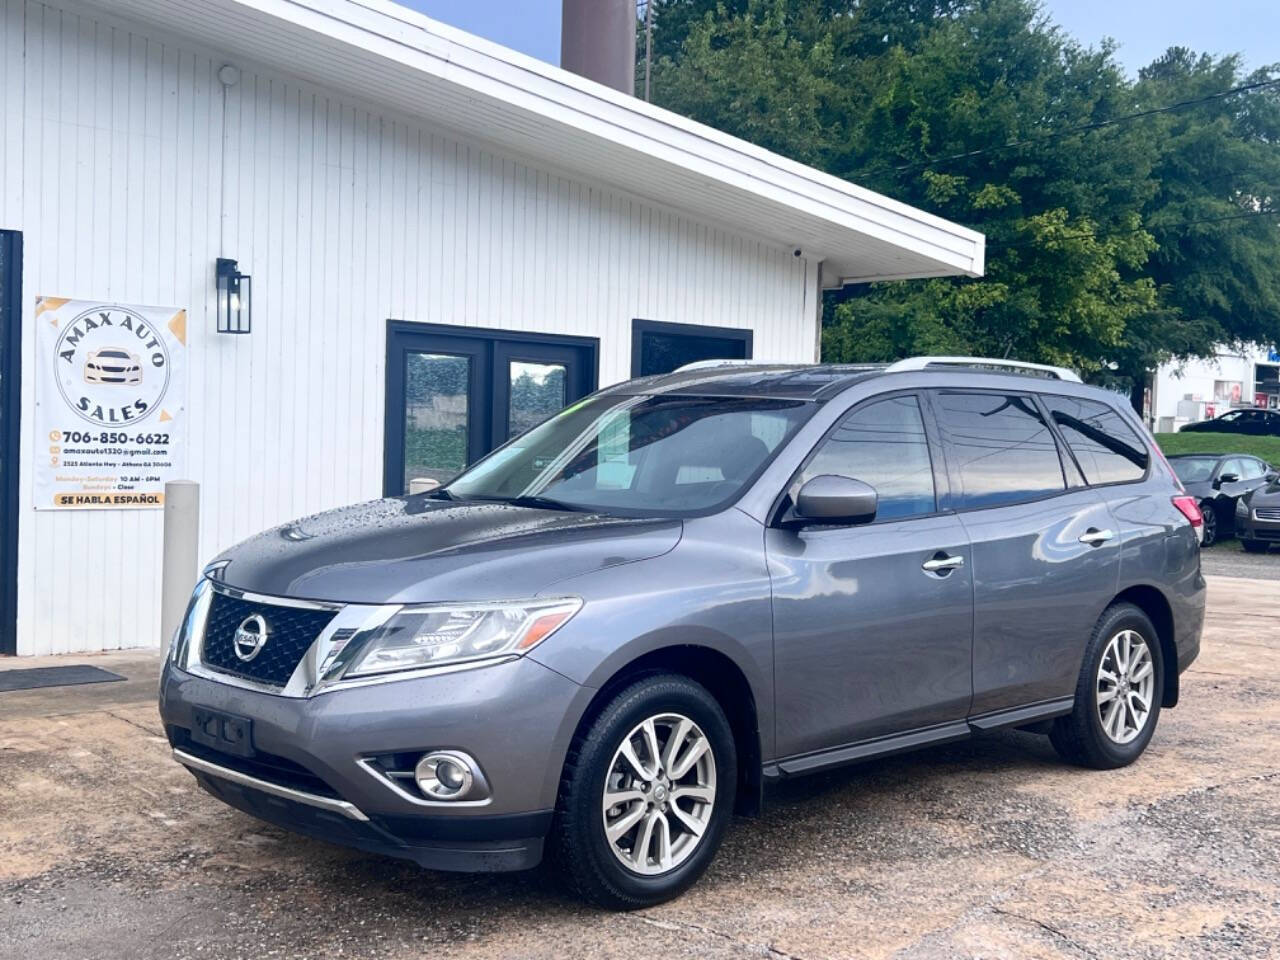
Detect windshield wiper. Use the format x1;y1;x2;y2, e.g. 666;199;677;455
504;494;592;513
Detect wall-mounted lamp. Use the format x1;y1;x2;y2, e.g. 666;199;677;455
215;257;251;334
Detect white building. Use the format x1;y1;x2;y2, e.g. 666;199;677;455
1152;345;1280;432
0;0;984;656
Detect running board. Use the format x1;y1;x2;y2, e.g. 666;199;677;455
765;698;1075;778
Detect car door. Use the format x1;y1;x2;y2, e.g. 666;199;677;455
1214;457;1254;508
767;392;974;763
930;390;1121;718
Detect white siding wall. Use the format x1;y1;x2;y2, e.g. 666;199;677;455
0;0;817;655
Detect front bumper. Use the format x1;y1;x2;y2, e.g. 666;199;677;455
1236;512;1280;543
159;655;590;872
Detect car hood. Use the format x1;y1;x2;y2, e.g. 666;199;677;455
212;496;683;605
1246;480;1280;506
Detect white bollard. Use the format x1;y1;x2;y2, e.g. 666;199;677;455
161;480;200;656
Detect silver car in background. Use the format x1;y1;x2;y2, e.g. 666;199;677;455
160;357;1205;908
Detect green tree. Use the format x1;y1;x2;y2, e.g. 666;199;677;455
644;0;1280;406
1108;50;1280;406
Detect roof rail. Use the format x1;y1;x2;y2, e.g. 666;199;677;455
672;359;782;373
885;355;1082;383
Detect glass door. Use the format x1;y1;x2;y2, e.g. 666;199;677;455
384;323;597;497
493;339;594;444
0;230;20;655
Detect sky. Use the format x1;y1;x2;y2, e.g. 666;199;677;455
396;0;1278;78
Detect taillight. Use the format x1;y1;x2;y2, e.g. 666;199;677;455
1172;495;1203;529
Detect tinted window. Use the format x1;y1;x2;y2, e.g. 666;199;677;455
800;395;936;520
633;321;751;376
935;393;1065;508
1171;457;1218;484
1043;396;1149;485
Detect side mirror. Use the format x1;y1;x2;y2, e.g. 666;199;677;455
1215;472;1239;488
792;475;878;526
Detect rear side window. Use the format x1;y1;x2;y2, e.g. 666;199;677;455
1043;396;1149;485
799;394;936;520
933;392;1066;509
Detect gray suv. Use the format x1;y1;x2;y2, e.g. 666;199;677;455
160;358;1206;908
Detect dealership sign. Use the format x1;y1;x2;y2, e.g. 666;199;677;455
35;297;188;509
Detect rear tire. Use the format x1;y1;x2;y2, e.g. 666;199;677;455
1242;539;1270;554
551;674;736;910
1051;603;1163;770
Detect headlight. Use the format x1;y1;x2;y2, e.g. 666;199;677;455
337;598;581;679
169;577;212;665
1237;500;1250;518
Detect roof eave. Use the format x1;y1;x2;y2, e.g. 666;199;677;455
90;0;986;283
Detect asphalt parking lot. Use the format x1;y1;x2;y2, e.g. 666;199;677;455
2;571;1278;960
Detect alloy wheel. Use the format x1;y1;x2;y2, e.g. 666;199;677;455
601;712;717;876
1096;629;1156;744
1200;504;1217;546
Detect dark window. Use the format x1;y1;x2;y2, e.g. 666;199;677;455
631;319;752;377
800;395;936;520
1171;457;1218;485
1043;396;1148;485
935;392;1066;509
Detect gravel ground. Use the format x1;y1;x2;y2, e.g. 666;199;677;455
1;575;1277;960
1199;539;1280;580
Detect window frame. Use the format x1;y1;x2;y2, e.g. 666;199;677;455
1035;392;1153;491
768;389;951;528
927;388;1076;514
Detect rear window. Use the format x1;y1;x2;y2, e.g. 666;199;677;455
1043;396;1149;485
933;392;1066;509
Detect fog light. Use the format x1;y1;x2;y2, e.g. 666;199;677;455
415;751;476;800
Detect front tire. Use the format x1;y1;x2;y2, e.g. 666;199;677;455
551;674;737;909
1050;603;1163;769
1199;502;1218;546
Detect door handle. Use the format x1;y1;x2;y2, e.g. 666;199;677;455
922;554;965;573
1079;528;1116;546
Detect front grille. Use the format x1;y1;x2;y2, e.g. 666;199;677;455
1254;507;1280;521
200;590;337;686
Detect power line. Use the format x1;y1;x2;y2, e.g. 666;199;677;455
893;77;1280;174
987;208;1280;249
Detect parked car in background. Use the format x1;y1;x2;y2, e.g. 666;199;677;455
160;357;1205;908
1169;454;1277;546
1236;478;1280;552
1180;408;1280;437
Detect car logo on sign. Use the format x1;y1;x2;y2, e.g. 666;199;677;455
232;614;270;662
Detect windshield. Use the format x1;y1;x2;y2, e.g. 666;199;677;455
444;393;814;516
1171;457;1218;484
